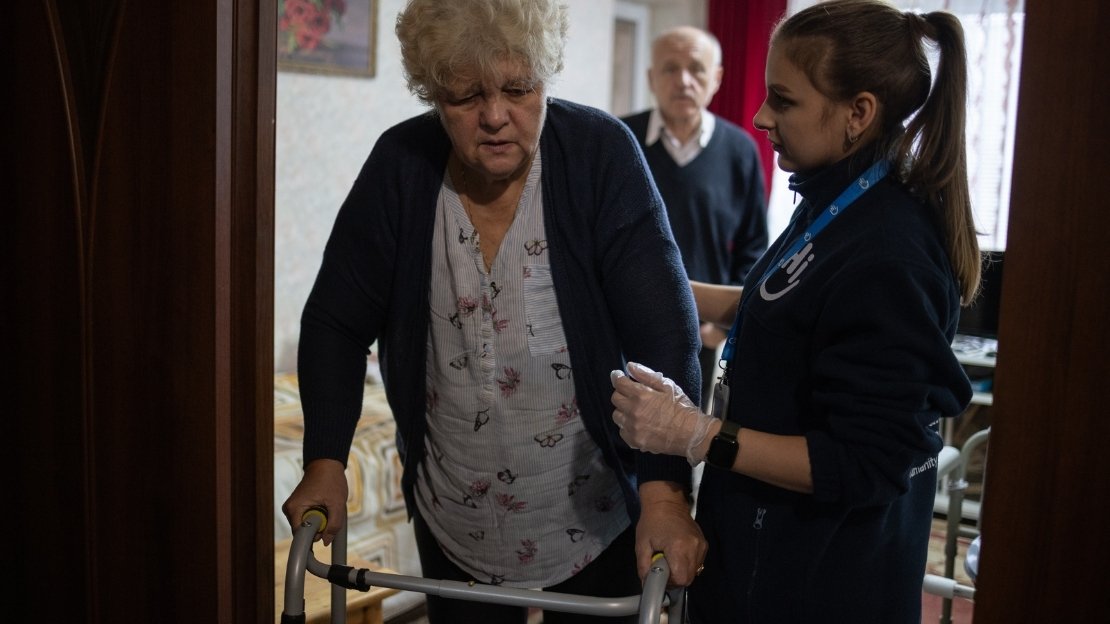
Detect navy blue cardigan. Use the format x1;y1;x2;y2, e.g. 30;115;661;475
297;98;702;520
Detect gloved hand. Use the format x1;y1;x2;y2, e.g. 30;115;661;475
610;362;715;466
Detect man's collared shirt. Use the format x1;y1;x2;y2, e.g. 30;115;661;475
645;108;716;167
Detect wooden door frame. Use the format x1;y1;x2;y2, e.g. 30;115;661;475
971;0;1110;620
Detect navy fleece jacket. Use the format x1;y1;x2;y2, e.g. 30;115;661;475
689;150;972;623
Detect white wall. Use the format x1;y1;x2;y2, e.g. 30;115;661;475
275;0;627;372
551;0;617;109
648;0;707;38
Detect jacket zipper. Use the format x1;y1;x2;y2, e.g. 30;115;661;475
747;506;767;622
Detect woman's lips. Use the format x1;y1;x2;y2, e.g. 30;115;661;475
481;141;514;154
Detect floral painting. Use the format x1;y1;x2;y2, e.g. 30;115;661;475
277;0;376;78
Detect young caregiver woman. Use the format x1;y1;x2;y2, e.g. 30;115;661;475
610;1;979;621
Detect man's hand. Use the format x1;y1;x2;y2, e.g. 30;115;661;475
700;321;728;350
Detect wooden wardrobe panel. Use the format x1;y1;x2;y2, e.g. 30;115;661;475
11;0;274;621
973;0;1110;620
11;3;91;622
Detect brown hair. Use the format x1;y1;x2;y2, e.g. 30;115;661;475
773;0;981;302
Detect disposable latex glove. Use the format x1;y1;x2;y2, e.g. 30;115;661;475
610;362;715;465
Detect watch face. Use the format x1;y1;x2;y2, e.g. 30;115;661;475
708;423;739;468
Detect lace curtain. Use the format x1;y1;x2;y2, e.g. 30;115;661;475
767;0;1024;252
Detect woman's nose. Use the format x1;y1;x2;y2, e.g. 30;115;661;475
752;101;772;132
480;94;509;129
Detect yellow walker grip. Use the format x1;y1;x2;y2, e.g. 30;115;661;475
301;505;328;534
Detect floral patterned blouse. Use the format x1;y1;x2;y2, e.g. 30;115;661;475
414;151;628;588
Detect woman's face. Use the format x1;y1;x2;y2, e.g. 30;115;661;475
753;43;850;174
437;59;547;184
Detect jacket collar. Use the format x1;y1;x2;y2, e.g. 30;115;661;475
788;145;886;219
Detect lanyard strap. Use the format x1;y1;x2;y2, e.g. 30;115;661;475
719;159;891;366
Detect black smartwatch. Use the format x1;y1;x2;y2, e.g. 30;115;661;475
706;420;740;469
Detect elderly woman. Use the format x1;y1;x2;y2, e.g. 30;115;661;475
281;1;706;622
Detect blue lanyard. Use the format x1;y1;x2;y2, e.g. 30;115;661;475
719;159;891;366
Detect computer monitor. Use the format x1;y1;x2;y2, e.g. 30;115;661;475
958;251;1005;338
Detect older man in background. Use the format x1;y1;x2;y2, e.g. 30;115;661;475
621;26;768;402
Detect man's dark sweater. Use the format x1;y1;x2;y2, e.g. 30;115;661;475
621;110;768;285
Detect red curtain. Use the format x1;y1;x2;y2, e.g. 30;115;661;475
708;0;788;198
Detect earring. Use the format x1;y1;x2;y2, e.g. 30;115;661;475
844;132;860;152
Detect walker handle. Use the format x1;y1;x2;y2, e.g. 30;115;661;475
279;506;330;623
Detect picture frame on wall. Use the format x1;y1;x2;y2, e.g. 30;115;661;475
277;0;376;78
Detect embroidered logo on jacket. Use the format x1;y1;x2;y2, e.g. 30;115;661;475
760;242;815;301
